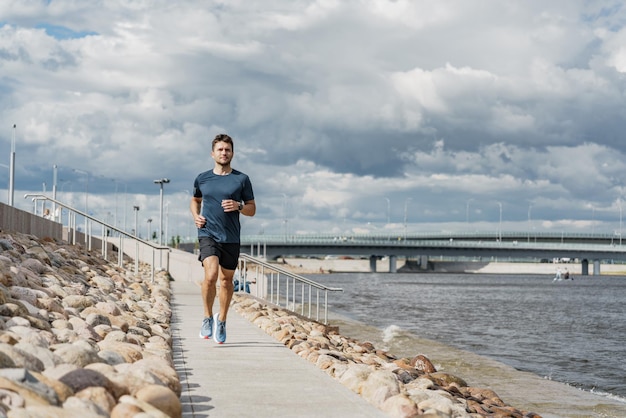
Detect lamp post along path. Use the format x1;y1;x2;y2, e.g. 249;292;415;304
154;178;170;245
73;168;90;246
133;206;140;274
8;124;16;206
133;206;140;237
497;201;503;242
384;197;390;225
466;198;474;224
403;197;412;240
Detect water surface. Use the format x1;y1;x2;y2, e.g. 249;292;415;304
307;273;626;417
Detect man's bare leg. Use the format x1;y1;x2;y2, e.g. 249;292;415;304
218;266;235;321
201;256;219;317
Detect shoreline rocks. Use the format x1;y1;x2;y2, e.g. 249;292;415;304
0;231;180;417
232;295;542;418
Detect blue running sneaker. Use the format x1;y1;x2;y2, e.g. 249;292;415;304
213;313;226;344
199;316;213;339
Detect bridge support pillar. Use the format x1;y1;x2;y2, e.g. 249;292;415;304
369;255;377;273
389;255;397;273
581;259;589;276
593;259;601;275
419;255;429;270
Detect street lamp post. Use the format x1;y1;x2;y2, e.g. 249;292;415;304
59;180;72;224
73;168;89;244
527;204;532;243
111;179;129;232
182;190;192;242
8;124;16;206
41;182;47;216
466;198;474;224
165;203;169;246
133;205;140;274
147;218;153;241
618;199;622;246
73;169;89;214
403;197;412;240
497;201;503;242
384;197;390;225
133;206;140;237
154;178;170;245
52;164;58;218
281;193;288;238
113;179;118;231
591;205;595;235
122;182;128;232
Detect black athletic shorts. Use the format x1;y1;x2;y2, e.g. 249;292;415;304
197;237;240;271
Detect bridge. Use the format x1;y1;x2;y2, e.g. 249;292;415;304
241;231;626;275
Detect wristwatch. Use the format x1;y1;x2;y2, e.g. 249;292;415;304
238;201;244;211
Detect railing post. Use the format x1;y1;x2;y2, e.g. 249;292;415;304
102;228;107;260
118;235;124;268
71;214;76;245
135;240;139;275
86;217;89;249
316;291;321;322
301;282;305;316
323;291;328;324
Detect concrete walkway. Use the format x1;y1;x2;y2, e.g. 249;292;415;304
166;248;387;418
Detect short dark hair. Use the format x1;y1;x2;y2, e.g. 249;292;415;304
212;134;234;151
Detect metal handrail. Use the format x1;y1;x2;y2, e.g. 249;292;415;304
24;193;169;281
236;253;342;324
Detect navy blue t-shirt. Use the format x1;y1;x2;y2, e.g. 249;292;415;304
192;169;254;243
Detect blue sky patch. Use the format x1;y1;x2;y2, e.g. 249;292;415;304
35;23;98;39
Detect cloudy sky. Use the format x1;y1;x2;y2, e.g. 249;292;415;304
2;0;626;242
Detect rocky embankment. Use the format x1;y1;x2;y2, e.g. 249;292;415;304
0;232;180;417
232;296;541;418
1;230;540;418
